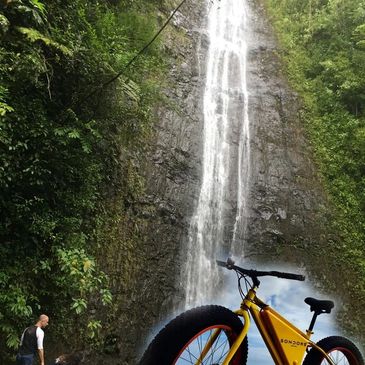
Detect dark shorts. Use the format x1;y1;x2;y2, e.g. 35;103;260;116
16;354;34;365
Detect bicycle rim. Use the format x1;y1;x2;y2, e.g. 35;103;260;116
172;324;240;365
320;347;360;365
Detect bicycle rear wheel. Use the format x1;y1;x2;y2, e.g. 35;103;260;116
139;305;248;365
303;336;364;365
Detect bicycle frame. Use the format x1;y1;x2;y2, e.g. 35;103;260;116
195;286;336;365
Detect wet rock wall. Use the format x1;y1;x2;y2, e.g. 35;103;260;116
244;0;330;253
98;0;363;363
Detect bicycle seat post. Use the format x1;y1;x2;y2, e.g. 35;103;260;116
307;312;318;333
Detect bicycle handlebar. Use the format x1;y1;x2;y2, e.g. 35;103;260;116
216;259;305;282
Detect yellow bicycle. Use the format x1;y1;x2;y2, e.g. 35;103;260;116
139;258;364;365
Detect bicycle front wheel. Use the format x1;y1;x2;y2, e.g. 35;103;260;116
303;336;364;365
139;305;248;365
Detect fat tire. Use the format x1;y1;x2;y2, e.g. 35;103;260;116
303;336;364;365
139;305;248;365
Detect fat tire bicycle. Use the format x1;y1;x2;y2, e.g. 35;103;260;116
139;258;364;365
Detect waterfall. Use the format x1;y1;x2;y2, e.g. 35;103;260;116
183;0;251;308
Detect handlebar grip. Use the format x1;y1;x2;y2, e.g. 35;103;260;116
216;260;234;269
273;271;305;281
216;260;227;267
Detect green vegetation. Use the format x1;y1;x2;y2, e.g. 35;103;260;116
263;0;365;329
3;0;363;360
0;0;166;361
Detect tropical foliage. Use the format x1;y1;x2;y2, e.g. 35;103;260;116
263;0;365;331
0;0;165;361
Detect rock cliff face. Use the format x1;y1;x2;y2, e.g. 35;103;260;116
103;1;361;364
243;0;364;344
244;0;330;253
129;0;329;362
116;1;207;364
135;0;328;347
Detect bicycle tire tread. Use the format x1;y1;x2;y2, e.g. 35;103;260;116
303;335;364;365
139;305;248;365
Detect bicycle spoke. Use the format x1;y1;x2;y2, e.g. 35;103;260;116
184;345;200;363
330;351;345;364
175;327;233;365
206;332;229;364
320;349;352;365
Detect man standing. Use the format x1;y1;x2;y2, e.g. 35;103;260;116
16;314;49;365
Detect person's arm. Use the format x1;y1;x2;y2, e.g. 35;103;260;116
36;327;45;365
38;348;45;365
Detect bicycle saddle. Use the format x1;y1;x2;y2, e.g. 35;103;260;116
304;297;334;314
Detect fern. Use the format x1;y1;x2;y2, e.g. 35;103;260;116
120;77;140;102
29;0;46;14
16;26;72;56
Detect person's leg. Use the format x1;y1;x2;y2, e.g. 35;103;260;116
16;354;22;365
16;354;34;365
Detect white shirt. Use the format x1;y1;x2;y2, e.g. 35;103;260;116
36;327;44;349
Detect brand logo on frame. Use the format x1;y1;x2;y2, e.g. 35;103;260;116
280;338;307;347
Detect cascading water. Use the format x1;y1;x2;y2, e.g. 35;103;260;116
183;0;251;308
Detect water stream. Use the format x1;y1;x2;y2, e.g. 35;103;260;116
183;0;251;308
172;2;338;363
174;1;339;363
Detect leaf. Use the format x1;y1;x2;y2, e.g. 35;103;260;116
87;320;101;339
67;130;80;139
0;102;14;116
83;259;92;272
101;289;112;305
71;298;87;314
356;40;365;50
29;0;46;14
0;14;10;35
119;77;140;102
6;331;19;350
54;127;67;136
